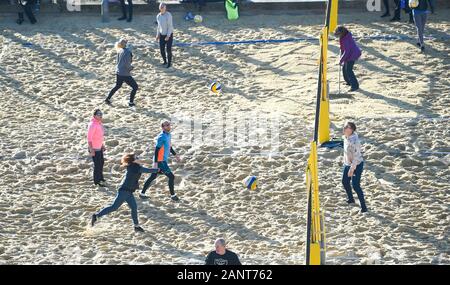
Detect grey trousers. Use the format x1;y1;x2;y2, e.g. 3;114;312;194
413;12;428;46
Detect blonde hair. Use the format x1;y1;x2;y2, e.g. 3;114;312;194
114;39;127;52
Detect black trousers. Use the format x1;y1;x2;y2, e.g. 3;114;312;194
119;0;133;21
159;34;173;65
393;0;413;21
382;0;390;14
92;150;105;184
18;0;37;24
107;74;138;103
142;172;175;196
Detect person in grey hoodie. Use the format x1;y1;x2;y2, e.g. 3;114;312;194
156;3;174;68
342;122;368;213
105;38;138;107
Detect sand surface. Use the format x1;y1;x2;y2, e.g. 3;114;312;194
0;9;449;264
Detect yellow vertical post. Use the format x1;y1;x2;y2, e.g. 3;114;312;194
329;0;339;34
306;141;323;265
318;27;331;144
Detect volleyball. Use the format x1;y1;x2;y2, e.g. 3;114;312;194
408;0;419;8
243;176;258;190
194;15;203;23
210;81;222;93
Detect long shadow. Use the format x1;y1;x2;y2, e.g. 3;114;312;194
178;26;298;77
358;88;440;118
0;69;79;121
88;28;256;100
179;202;282;244
139;181;281;245
366;211;447;252
362;45;422;75
1;30;97;79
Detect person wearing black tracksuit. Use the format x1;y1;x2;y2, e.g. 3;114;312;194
16;0;37;25
381;0;390;18
391;0;414;23
118;0;133;22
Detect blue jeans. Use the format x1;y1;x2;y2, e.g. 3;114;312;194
413;12;427;46
343;60;359;90
97;189;139;225
342;162;367;211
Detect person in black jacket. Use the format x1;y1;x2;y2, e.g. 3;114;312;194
91;153;157;232
205;238;241;265
16;0;37;25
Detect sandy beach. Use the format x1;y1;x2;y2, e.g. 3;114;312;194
0;8;449;264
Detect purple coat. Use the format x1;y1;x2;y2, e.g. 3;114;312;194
339;32;361;64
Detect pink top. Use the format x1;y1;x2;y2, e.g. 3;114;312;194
87;117;104;150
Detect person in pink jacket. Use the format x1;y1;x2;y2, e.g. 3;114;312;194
87;109;106;187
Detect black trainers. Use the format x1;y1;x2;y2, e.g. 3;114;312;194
171;195;180;202
420;46;425;53
91;214;97;227
95;182;106;187
134;226;145;232
390;17;400;22
105;99;112;105
118;16;126;21
361;208;368;213
16;19;24;25
128;102;136;107
349;86;359;92
346;199;355;204
139;192;149;200
127;18;132;23
381;13;390;18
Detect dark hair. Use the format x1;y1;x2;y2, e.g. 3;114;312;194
334;26;349;38
93;109;102;116
345;122;357;133
121;153;136;167
161;120;171;128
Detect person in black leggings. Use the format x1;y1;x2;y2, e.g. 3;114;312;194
381;0;390;18
16;0;37;25
156;3;174;68
139;121;182;201
118;0;133;22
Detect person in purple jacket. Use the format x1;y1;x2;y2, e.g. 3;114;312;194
334;26;362;92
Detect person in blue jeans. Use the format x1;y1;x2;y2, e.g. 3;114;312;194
411;0;435;52
342;122;368;213
91;153;158;232
140;120;182;201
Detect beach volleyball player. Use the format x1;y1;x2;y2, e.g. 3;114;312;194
139;120;182;202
